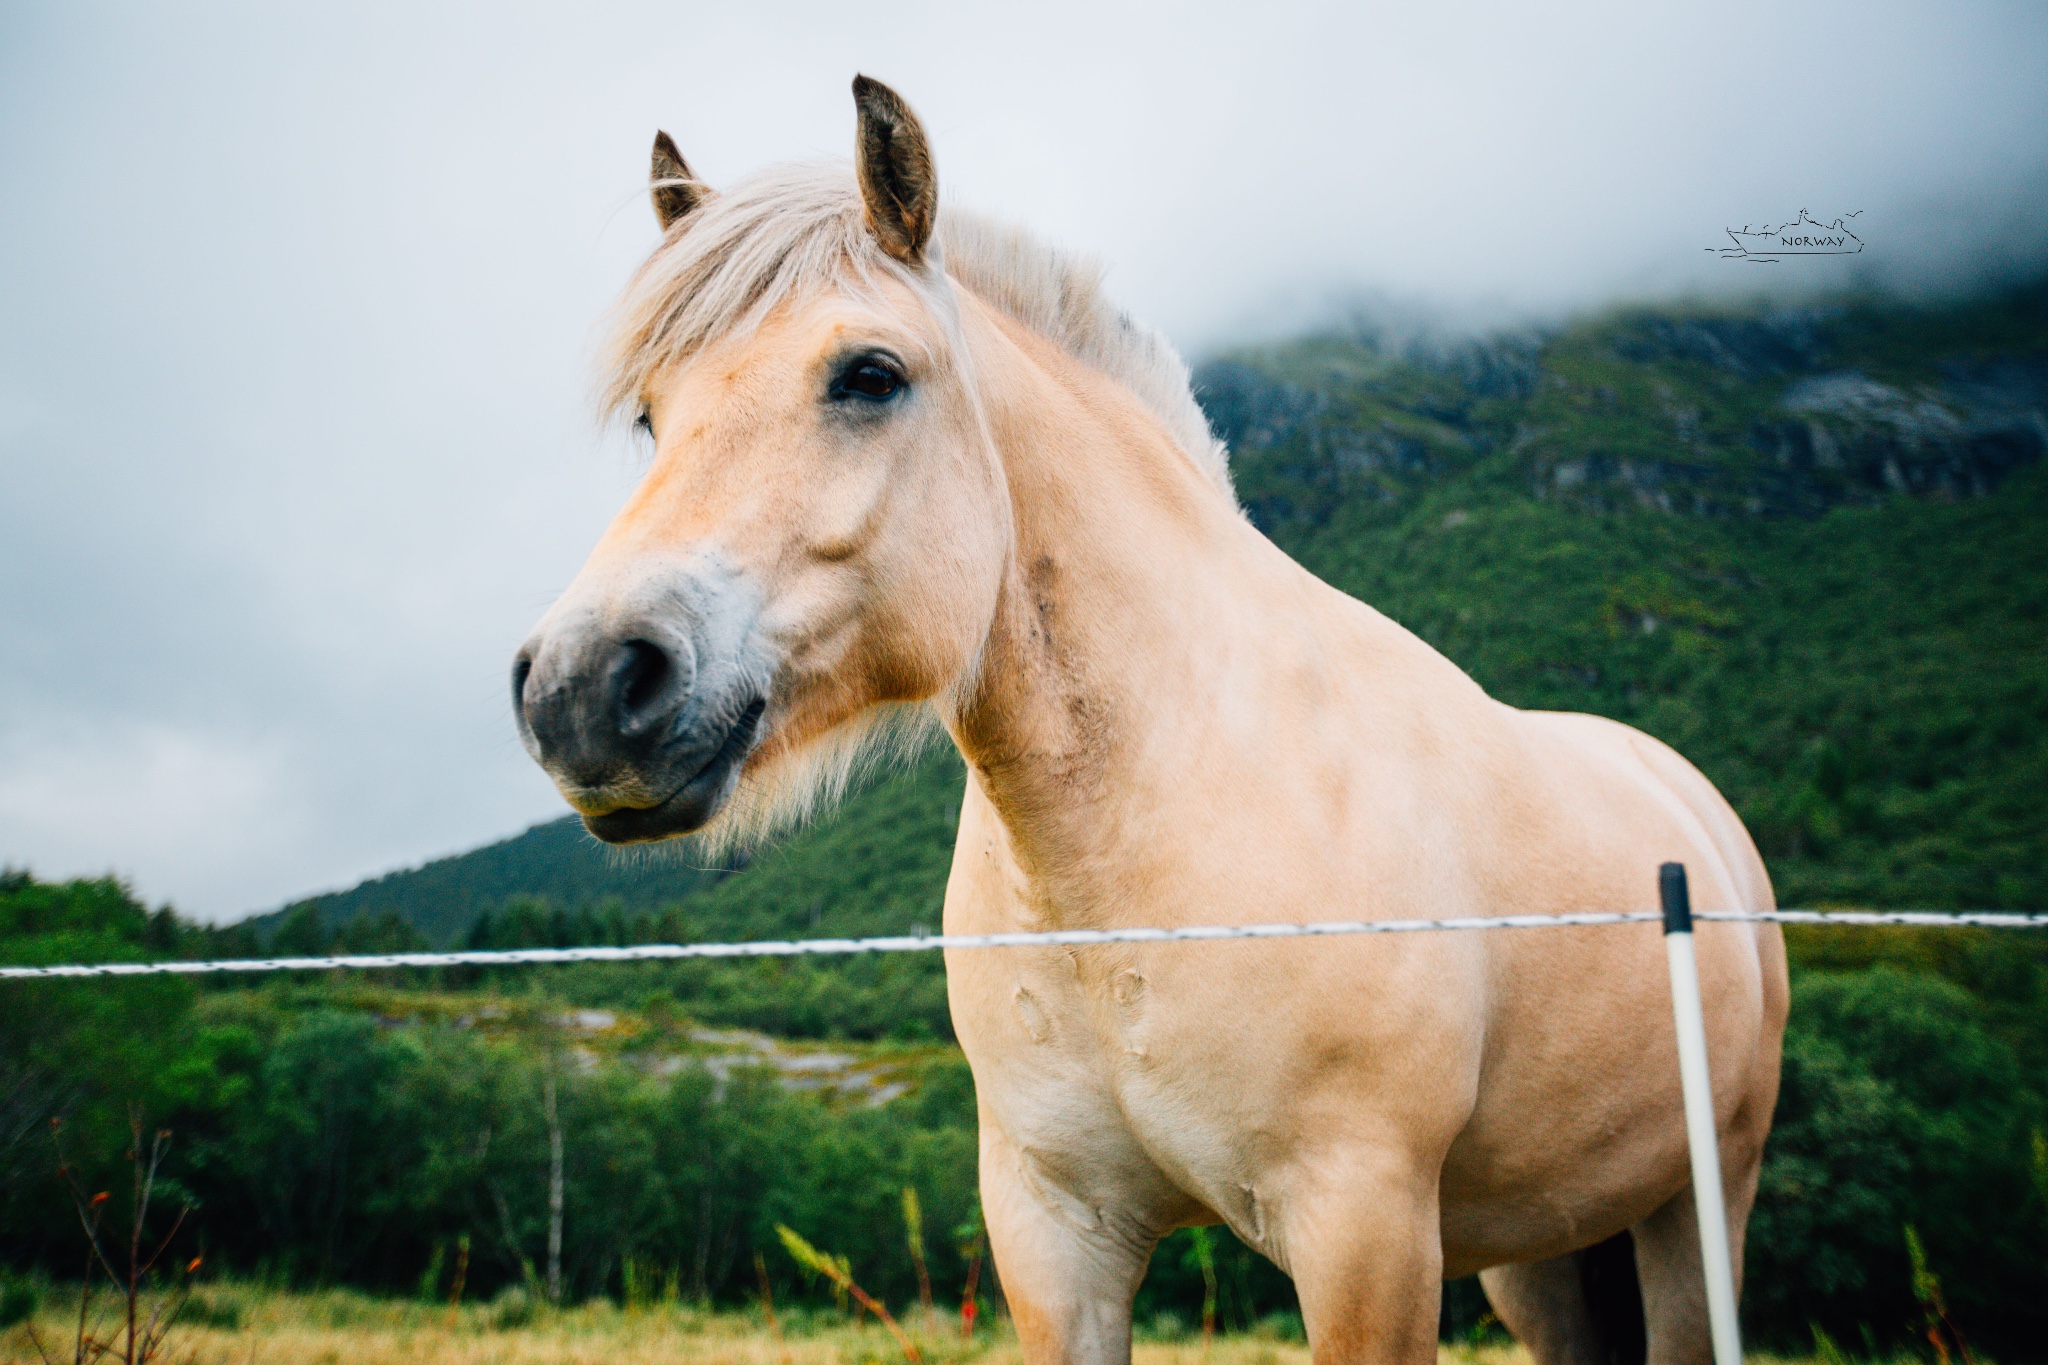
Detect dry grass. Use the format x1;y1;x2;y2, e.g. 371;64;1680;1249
0;1290;1555;1365
5;1293;1846;1365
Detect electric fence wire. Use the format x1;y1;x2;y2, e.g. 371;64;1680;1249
4;907;2045;979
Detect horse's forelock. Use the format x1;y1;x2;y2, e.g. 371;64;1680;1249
599;162;903;421
596;161;1232;496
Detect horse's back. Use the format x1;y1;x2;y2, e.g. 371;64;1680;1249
1511;707;1773;917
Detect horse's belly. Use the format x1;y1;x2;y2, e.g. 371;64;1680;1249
1436;1093;1691;1275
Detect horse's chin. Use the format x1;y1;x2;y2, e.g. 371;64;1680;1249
582;788;724;844
580;696;767;844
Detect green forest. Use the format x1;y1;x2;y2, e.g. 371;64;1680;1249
5;282;2047;1356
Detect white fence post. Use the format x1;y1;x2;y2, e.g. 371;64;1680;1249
1660;862;1744;1365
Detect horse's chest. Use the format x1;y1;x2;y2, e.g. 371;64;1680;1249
959;950;1249;1204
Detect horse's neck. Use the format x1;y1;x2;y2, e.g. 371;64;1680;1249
943;300;1304;916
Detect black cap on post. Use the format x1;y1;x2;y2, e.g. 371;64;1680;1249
1660;862;1693;935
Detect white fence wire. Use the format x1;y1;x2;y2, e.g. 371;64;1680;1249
5;907;2043;979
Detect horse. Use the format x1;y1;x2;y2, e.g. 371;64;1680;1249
512;76;1788;1365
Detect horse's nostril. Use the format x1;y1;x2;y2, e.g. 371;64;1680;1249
614;639;674;723
511;655;534;712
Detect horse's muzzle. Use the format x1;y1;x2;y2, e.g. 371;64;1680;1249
513;595;765;843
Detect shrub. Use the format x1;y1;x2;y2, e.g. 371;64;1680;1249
1746;968;2047;1353
492;1284;536;1330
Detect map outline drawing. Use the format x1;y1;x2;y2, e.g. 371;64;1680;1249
1708;208;1865;264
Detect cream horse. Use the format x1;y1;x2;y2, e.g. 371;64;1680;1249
513;77;1787;1365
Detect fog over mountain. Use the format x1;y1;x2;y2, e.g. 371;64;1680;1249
2;1;2044;920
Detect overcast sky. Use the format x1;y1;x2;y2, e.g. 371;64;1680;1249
3;2;2045;922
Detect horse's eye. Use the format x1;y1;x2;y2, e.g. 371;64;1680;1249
832;357;905;402
634;410;654;437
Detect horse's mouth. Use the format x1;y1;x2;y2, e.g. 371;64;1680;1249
583;696;767;844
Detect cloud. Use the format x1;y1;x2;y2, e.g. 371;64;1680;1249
0;0;2044;918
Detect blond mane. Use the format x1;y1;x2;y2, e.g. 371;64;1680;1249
599;161;1233;495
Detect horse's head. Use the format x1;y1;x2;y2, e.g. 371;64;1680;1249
514;78;1007;845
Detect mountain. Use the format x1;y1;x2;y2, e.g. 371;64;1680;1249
245;811;731;947
258;282;2048;947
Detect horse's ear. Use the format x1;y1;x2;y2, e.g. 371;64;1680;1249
650;130;705;231
852;75;936;264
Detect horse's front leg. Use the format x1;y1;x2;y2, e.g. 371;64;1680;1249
979;1121;1163;1365
1281;1148;1446;1365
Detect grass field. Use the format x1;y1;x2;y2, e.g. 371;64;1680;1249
2;1289;1307;1365
0;1287;1886;1365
